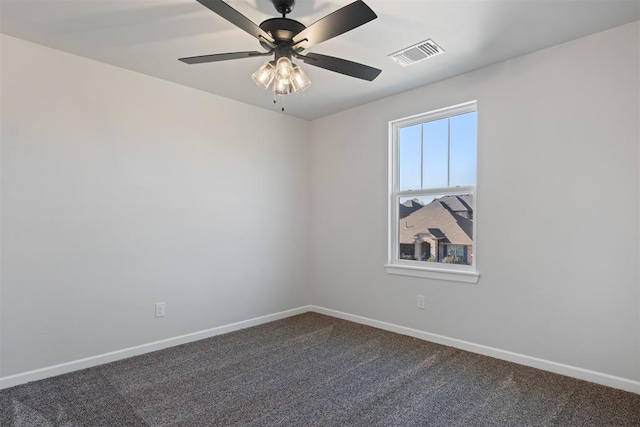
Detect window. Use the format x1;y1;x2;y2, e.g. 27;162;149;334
386;101;479;283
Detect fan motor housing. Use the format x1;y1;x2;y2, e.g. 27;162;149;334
259;18;305;48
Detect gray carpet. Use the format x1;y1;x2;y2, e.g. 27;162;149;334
1;312;639;426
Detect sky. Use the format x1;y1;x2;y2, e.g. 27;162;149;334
398;111;477;194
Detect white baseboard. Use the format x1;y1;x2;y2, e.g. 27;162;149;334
309;306;640;395
3;304;639;395
0;305;312;390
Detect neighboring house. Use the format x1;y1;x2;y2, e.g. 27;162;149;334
399;195;473;264
399;198;424;218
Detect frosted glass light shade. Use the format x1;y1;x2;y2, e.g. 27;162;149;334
291;65;311;93
251;61;275;89
274;75;291;95
275;57;293;79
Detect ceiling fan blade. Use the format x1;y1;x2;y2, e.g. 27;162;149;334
196;0;275;45
297;52;381;81
292;0;376;49
179;51;272;64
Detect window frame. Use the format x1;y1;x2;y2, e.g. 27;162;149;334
385;101;479;284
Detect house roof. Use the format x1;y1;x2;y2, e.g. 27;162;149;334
399;198;424;219
438;195;473;213
399;200;473;245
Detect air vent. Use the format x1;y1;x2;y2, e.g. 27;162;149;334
389;39;444;66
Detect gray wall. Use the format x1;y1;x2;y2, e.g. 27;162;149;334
309;22;640;381
1;35;310;377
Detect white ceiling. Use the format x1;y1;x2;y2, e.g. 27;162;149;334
2;0;639;120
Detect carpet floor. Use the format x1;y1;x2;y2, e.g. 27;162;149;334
1;312;639;426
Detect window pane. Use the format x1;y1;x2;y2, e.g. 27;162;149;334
422;118;449;188
397;194;473;265
449;111;477;187
398;124;422;191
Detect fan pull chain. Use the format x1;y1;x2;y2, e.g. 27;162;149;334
273;96;285;112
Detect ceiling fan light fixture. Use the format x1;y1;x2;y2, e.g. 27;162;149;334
251;61;276;89
253;56;310;95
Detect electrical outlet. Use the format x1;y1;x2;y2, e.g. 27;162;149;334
155;302;166;318
417;295;426;309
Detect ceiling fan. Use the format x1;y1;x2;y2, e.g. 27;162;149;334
179;0;382;96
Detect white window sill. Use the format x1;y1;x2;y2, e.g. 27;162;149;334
384;264;480;284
